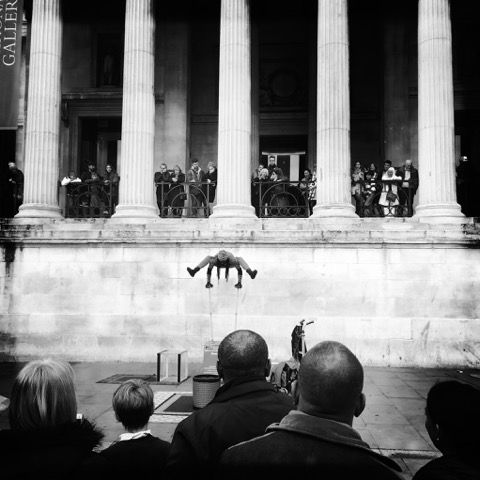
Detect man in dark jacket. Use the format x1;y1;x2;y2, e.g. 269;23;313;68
397;159;419;216
220;341;403;480
167;330;293;472
154;163;172;216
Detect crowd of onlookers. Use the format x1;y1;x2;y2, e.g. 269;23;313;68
351;159;419;217
4;154;478;218
154;159;217;217
1;330;478;479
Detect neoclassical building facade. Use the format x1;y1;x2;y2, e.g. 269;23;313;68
1;0;479;366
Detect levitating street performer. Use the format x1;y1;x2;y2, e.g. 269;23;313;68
187;250;257;289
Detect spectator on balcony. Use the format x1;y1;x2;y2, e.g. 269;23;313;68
299;169;315;216
267;155;284;179
252;168;270;216
103;164;120;210
7;161;24;215
61;170;82;186
379;167;402;216
154;163;172;216
397;159;418;216
363;163;380;216
267;168;290;215
252;163;265;181
382;159;393;174
187;159;207;217
351;161;365;216
206;161;217;214
103;164;120;186
81;162;100;182
168;165;186;217
413;381;480;480
456;155;474;216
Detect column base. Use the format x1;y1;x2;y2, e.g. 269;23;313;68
413;203;465;224
210;203;257;219
311;203;358;220
111;204;158;220
15;203;62;219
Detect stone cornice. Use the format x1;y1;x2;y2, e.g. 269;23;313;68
1;218;479;247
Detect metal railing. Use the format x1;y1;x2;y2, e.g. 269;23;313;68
62;182;119;218
358;180;413;218
252;180;313;218
155;181;215;218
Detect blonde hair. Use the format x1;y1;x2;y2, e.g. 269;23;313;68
9;359;77;431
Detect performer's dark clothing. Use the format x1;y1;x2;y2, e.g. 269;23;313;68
220;411;402;480
101;434;170;480
167;376;293;469
291;325;304;362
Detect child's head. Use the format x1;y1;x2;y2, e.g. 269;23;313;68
112;379;154;431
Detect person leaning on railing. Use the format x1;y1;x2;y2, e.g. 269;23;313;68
168;165;186;217
379;167;402;217
154;163;172;216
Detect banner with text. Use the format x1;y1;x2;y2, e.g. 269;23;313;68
0;0;23;129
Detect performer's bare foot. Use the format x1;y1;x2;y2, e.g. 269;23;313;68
205;281;213;289
187;267;199;277
234;282;242;289
247;269;257;279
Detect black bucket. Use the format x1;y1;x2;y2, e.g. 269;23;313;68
192;374;221;408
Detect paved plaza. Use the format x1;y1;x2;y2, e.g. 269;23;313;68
1;362;479;479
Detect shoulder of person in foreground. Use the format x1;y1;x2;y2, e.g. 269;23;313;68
413;455;480;480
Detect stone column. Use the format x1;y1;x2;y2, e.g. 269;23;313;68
414;0;463;222
311;0;356;219
113;0;157;219
210;0;256;219
16;0;62;218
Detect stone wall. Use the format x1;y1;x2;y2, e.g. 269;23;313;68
1;219;479;367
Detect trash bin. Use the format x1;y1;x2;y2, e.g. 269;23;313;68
192;374;220;409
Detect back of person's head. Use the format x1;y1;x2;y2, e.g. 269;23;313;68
217;330;270;381
297;341;364;422
425;380;480;454
9;359;77;431
112;379;154;431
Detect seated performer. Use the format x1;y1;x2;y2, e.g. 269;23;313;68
187;250;257;289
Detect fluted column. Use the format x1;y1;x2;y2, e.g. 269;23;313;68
414;0;463;222
210;0;256;219
16;0;62;218
113;0;157;219
311;0;356;219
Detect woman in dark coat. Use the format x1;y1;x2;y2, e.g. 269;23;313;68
0;359;107;479
167;165;186;217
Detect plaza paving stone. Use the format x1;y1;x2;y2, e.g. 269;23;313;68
1;362;479;479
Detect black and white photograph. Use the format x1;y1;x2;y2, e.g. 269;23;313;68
0;0;479;479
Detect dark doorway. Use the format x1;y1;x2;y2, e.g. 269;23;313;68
0;131;18;218
455;111;480;216
78;118;121;178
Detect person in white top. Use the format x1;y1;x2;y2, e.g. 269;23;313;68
61;171;82;186
379;167;402;216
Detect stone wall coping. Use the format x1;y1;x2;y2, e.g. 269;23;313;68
1;218;479;247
